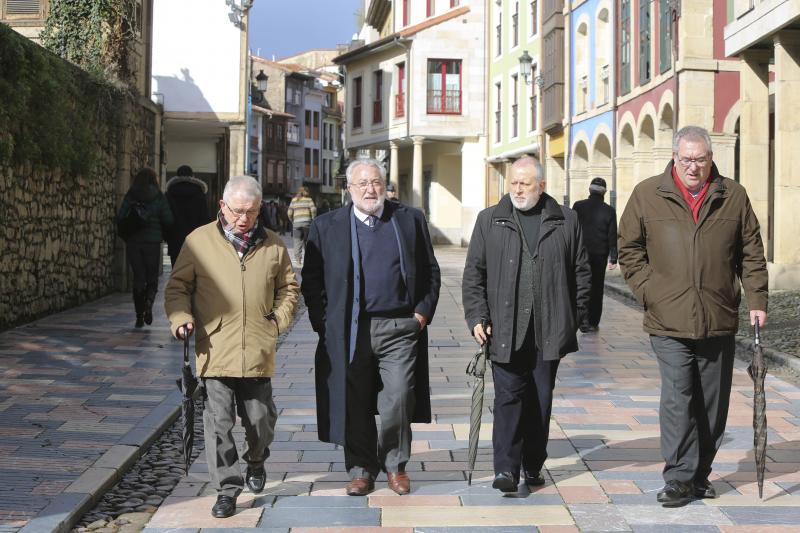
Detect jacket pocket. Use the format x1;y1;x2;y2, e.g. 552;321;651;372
196;316;223;343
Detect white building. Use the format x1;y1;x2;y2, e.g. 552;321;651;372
151;0;251;201
335;0;487;245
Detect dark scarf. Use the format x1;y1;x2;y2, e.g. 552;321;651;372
217;210;263;258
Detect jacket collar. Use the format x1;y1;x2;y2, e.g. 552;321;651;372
493;193;563;223
166;175;208;194
657;161;728;200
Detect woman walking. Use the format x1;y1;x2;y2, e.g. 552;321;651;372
116;167;174;328
287;186;316;266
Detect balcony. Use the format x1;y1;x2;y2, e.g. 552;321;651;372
396;94;405;118
427;89;461;115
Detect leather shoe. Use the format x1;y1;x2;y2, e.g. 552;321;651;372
387;471;411;495
211;495;236;518
492;471;519;493
246;465;266;493
346;477;374;496
693;478;717;499
656;480;692;507
523;470;546;486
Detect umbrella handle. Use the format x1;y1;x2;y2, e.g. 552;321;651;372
754;316;761;347
183;334;191;367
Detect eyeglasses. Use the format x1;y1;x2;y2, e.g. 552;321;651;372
677;156;710;167
224;202;260;219
349;179;384;191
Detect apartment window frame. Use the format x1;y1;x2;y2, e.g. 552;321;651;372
1;0;45;19
313;111;320;140
396;62;406;118
620;0;631;95
402;0;409;26
373;69;383;124
352;76;363;129
494;81;502;144
529;65;538;133
529;1;538;37
639;0;652;85
511;73;519;139
426;0;434;17
512;2;519;48
659;0;672;74
426;59;462;115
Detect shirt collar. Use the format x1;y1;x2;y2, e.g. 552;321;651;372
353;203;384;223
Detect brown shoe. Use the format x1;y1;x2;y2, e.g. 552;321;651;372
346;477;374;496
387;471;411;495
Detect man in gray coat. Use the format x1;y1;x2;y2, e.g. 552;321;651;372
463;156;591;493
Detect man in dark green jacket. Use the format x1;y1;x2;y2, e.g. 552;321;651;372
618;126;768;507
463;156;591;493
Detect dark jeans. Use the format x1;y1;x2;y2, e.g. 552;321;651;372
586;254;608;327
345;316;420;479
650;335;735;484
491;331;560;476
126;241;160;312
202;377;277;497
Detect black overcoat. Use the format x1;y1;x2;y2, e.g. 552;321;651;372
301;201;441;445
462;193;591;362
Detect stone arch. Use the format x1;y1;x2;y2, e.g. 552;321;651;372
723;100;741;135
591;131;612;167
617;112;637;155
571;138;590;203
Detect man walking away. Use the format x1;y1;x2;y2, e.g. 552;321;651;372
165;175;299;518
618;126;768;507
572;177;617;332
463;156;591;493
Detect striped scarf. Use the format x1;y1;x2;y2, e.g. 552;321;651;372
217;210;262;258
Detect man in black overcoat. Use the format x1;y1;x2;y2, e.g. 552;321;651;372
301;158;440;496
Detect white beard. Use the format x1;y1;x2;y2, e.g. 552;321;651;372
356;193;386;214
511;194;539;211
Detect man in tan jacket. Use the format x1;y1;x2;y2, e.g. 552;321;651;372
618;126;768;508
165;175;299;518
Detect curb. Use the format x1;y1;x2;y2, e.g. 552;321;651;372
18;390;182;533
604;281;800;375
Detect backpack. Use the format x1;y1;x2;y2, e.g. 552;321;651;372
117;200;149;240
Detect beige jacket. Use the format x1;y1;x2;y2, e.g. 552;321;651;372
165;222;299;378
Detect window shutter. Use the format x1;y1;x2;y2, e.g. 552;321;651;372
6;0;41;15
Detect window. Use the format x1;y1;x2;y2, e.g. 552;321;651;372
304;148;311;177
529;1;537;36
620;0;631;95
402;0;409;26
373;70;383;124
2;0;43;18
496;15;502;56
287;123;300;143
579;75;588;113
396;62;406;118
305;110;311;139
659;0;672;73
495;82;502;142
511;74;519;138
596;9;610;106
512;2;519;48
450;0;459;6
639;0;651;85
313;112;320;140
313;149;319;178
426;59;462;114
529;67;538;132
353;76;362;129
427;0;434;17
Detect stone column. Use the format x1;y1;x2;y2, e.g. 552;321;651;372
772;32;800;287
390;140;399;189
228;124;247;176
739;50;771;250
651;147;673;176
614;156;634;217
412;136;424;209
709;134;737;180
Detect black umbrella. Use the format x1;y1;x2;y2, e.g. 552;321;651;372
465;323;490;486
176;334;198;475
747;317;768;499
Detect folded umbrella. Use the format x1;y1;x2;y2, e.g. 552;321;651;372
746;317;768;499
176;334;198;475
465;322;490;486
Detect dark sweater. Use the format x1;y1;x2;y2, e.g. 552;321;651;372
356;215;410;316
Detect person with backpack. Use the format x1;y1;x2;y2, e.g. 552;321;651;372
165;165;210;266
116;167;174;328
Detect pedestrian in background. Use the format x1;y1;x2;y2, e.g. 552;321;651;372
165;175;299;518
618;126;768;507
165;165;210;266
572;177;617;332
385;182;400;205
288;186;316;266
462;156;591;493
116;167;174;328
301;158;440;497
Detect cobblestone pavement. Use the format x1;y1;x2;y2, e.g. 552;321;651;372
3;245;800;532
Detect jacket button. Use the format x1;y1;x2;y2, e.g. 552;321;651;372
501;343;505;348
505;301;509;305
524;308;530;313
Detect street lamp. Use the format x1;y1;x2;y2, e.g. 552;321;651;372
519;50;533;84
252;69;269;105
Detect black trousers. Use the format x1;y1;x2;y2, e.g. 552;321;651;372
345;316;420;479
586;254;608;327
491;330;560;476
650;335;735;484
126;241;160;312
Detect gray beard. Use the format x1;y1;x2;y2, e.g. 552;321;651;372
511;195;538;211
356;194;386;215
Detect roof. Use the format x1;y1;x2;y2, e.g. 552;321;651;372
334;6;471;65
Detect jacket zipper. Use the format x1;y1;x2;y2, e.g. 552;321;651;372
240;259;246;377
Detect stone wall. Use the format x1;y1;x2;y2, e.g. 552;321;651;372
0;24;158;330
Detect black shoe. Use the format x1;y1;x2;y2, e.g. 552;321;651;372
693;479;717;499
135;314;144;328
656;480;692;507
579;324;592;333
246;465;266;493
211;495;236;518
523;470;546;486
143;305;153;325
492;472;519;493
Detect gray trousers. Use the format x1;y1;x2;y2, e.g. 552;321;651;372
203;377;278;497
650;335;735;484
345;316;419;479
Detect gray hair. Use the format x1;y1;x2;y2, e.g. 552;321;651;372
345;158;387;184
223;175;262;203
673;126;713;155
511;155;545;182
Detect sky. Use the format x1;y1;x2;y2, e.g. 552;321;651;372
249;0;364;61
